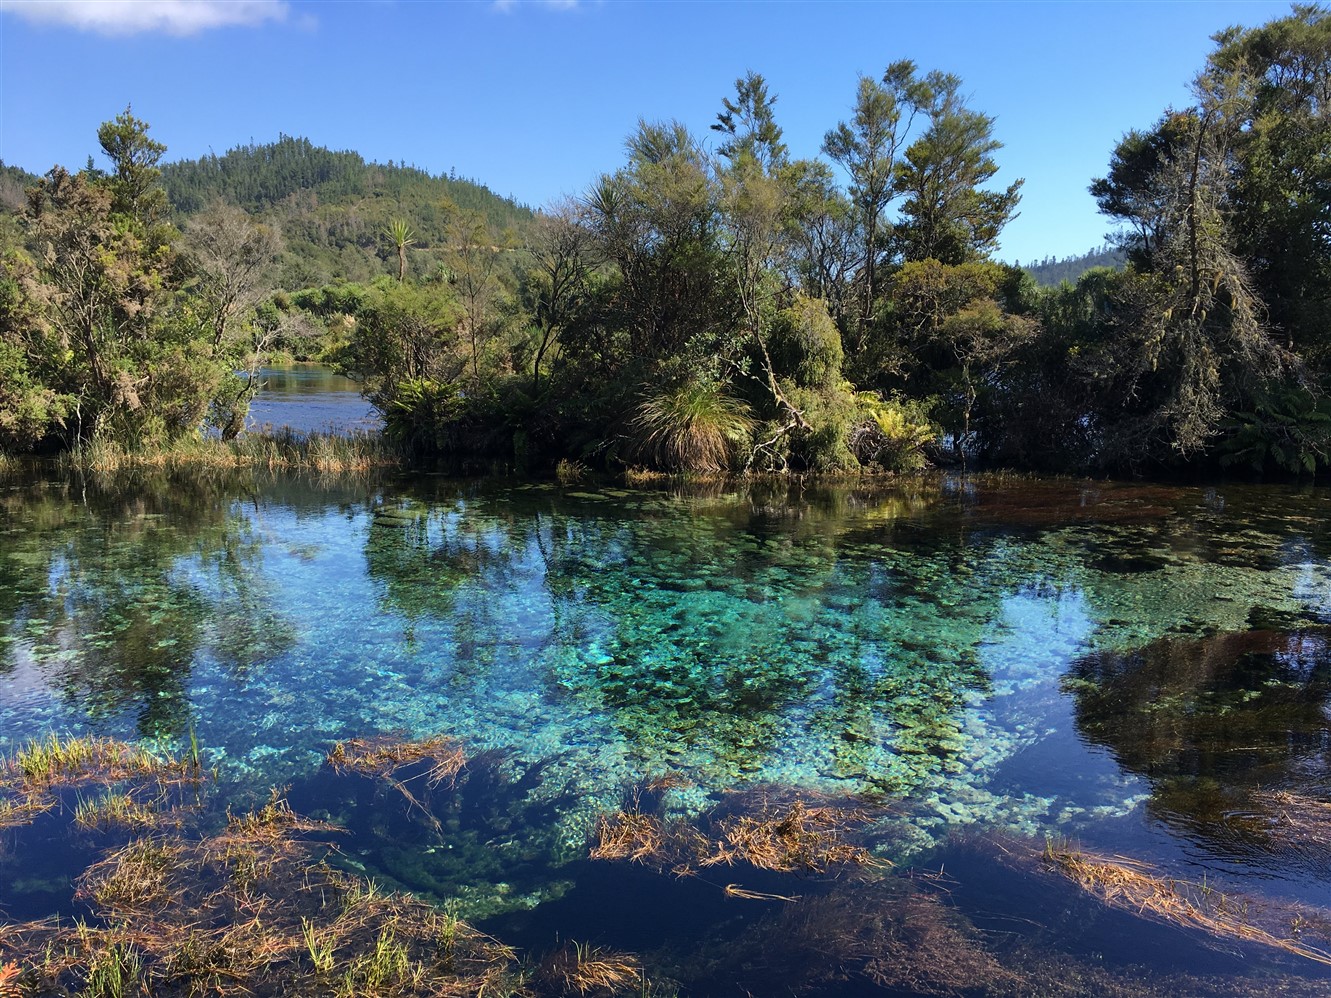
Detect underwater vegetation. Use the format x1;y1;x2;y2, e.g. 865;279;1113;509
3;737;1331;996
1042;839;1331;967
591;777;887;886
9;473;1331;994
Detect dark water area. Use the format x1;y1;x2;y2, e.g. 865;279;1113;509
4;470;1331;994
244;363;380;434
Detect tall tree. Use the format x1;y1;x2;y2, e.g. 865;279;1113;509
822;61;925;345
713;72;809;436
96;106;169;229
446;209;503;383
1209;4;1331;360
1092;70;1288;466
523;200;591;393
895;74;1023;265
386;218;416;283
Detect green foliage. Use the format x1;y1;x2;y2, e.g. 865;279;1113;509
850;392;938;471
895;74;1023;265
768;295;843;390
631;378;756;473
381;378;466;453
160;136;533;288
333;279;464;412
1020;246;1126;287
784;381;861;472
1219;386;1331;476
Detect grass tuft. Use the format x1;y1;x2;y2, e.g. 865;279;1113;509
631;381;755;474
536;940;642;996
591;785;888;886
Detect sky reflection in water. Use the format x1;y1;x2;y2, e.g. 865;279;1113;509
3;471;1331;993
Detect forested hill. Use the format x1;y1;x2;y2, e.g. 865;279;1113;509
159;136;535;287
1018;246;1125;286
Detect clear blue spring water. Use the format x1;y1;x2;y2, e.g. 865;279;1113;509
4;467;1331;995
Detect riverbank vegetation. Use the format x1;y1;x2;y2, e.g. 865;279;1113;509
2;6;1329;479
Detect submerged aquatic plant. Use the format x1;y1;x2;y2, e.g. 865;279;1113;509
535;940;642;997
0;788;523;998
1044;840;1331;967
591;783;888;885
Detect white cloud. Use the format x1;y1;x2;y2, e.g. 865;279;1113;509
2;0;291;36
492;0;580;13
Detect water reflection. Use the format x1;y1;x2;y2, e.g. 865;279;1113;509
0;472;294;737
1066;626;1331;866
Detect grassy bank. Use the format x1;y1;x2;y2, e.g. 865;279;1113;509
52;429;401;476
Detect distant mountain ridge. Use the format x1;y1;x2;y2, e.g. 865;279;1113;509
1018;246;1125;287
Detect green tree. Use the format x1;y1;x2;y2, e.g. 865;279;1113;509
386;218;416;283
5;113;243;450
1208;4;1331;362
890;260;1034;464
96;105;169;229
522;200;591;394
895;74;1024;265
821;61;925;345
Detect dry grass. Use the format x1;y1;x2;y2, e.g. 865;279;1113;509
536;940;642;996
326;735;466;787
57;430;400;476
73;790;167;831
1250;790;1331;850
0;787;523;998
590;811;709;877
703;796;884;875
1045;842;1331;967
0;961;21;998
0;793;56;830
5;733;198;789
591;785;888;887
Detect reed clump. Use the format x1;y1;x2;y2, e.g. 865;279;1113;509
591;784;888;885
535;940;642;996
73;791;166;831
0;733;211;837
1044;841;1331;966
0;791;524;998
1250;789;1331;850
57;429;400;477
680;881;1015;997
5;733;204;791
327;735;466;787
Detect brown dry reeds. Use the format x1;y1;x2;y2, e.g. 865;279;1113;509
326;735;466;787
591;784;889;888
1250;789;1331;850
535;940;642;996
0;793;55;830
704;796;884;874
590;811;708;877
0;788;523;998
1045;842;1331;967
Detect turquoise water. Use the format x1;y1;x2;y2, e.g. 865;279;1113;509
4;469;1331;994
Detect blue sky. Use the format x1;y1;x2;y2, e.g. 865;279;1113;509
0;0;1296;264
